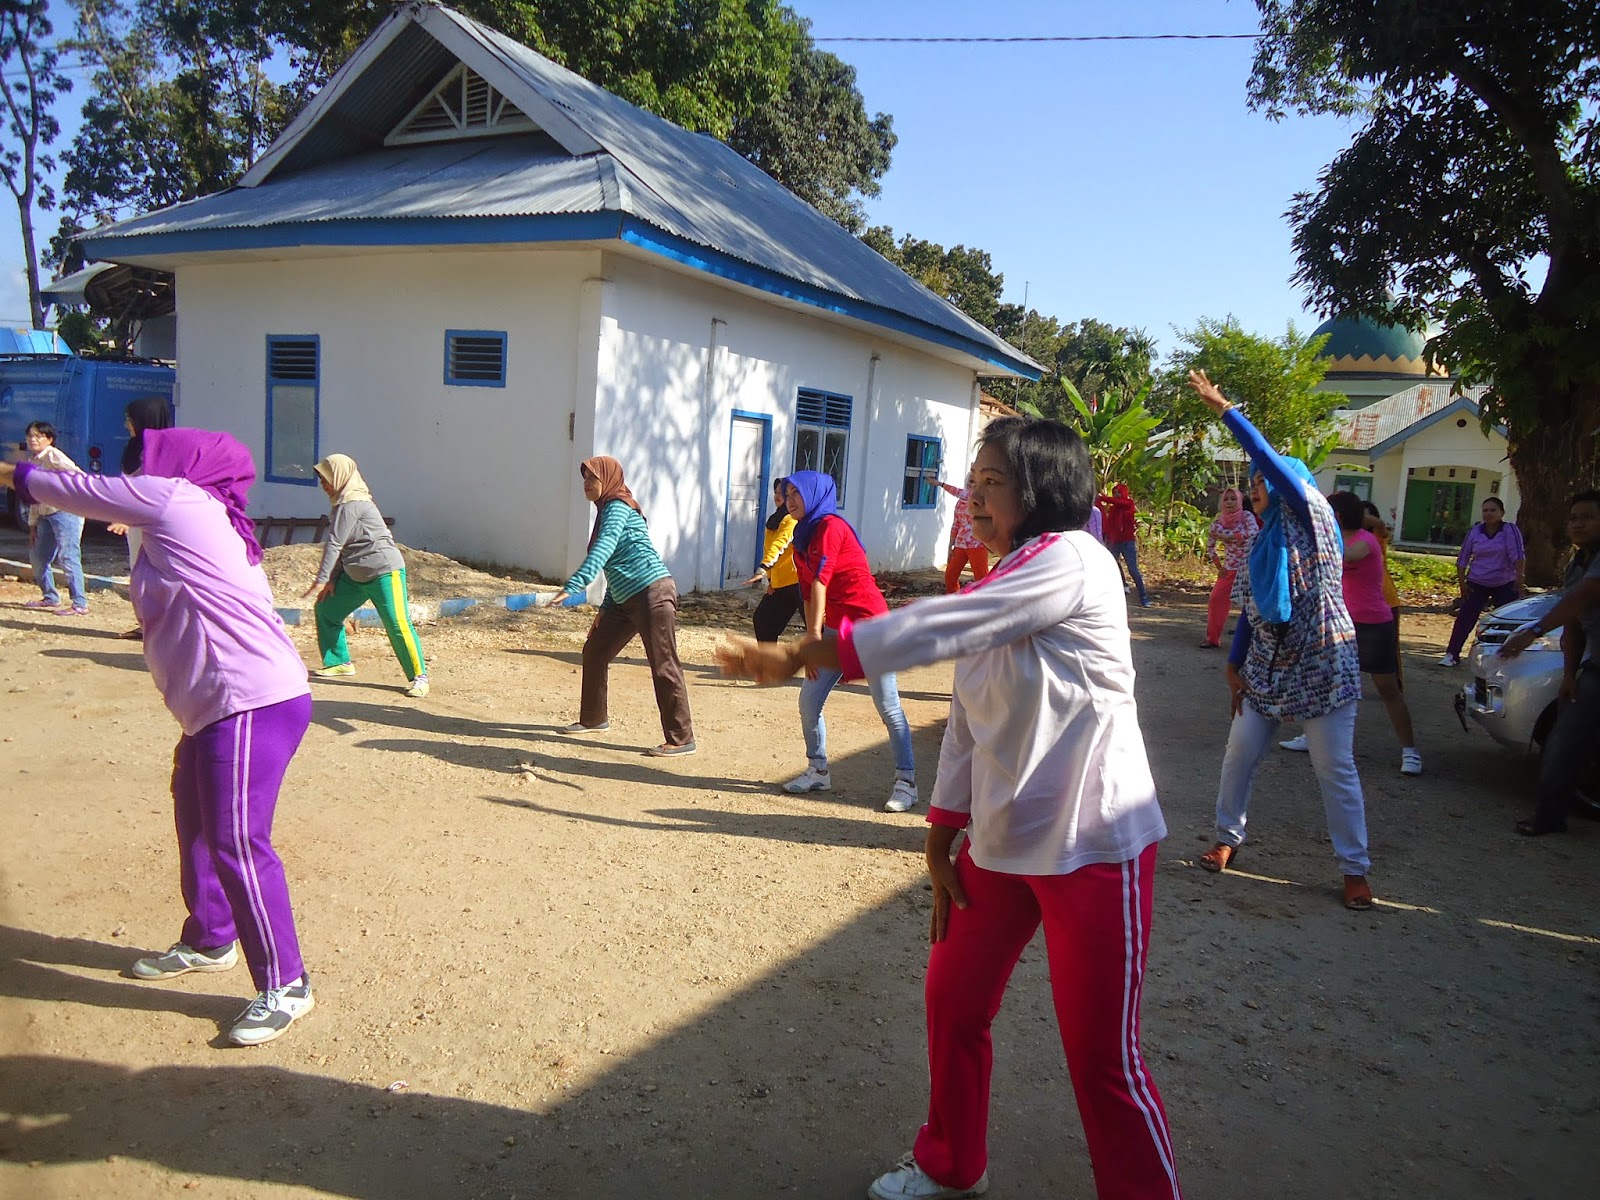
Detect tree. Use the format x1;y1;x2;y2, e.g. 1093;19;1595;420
1053;318;1157;404
1061;378;1162;493
862;225;1008;328
1158;317;1344;497
0;0;71;328
1250;0;1600;582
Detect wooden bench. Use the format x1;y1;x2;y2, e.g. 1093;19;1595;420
253;515;395;547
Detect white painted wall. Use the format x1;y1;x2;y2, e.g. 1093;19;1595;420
1391;418;1518;540
591;253;982;589
172;247;602;574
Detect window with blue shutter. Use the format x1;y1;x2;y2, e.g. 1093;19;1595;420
445;330;508;387
792;388;852;500
903;436;942;507
265;335;320;484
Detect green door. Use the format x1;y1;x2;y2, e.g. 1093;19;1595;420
1401;480;1475;544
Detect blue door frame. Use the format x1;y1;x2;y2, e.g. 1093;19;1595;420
721;410;773;586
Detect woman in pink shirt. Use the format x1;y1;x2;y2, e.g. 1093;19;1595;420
1200;486;1255;647
1;429;317;1046
1301;491;1421;775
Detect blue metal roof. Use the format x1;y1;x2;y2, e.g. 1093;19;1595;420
81;4;1039;378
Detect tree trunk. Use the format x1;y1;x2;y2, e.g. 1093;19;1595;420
1506;381;1600;586
15;186;43;330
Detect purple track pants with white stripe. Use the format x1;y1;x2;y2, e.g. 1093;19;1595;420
172;693;312;992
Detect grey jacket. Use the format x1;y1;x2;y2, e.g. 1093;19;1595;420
315;499;405;584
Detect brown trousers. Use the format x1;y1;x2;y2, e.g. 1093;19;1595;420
579;577;694;746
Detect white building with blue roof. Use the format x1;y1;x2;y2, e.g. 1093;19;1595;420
77;1;1039;586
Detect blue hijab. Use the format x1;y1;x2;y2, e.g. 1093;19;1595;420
1247;454;1319;626
786;470;863;555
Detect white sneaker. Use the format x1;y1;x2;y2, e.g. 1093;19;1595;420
1279;734;1309;752
784;765;832;794
1438;654;1460;667
405;675;430;698
310;662;355;678
868;1153;988;1200
228;973;315;1046
130;941;239;980
1400;748;1423;776
884;779;918;813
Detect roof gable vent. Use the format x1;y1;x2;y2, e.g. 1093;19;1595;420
386;63;540;146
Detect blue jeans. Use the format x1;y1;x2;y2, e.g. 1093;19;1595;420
1215;699;1370;876
1108;540;1148;604
31;512;86;609
798;667;915;778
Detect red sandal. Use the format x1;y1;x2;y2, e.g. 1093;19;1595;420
1200;842;1239;873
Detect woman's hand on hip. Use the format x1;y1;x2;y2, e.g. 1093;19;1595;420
1225;661;1246;718
925;826;968;944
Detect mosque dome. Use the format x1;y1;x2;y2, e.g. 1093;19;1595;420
1311;313;1442;378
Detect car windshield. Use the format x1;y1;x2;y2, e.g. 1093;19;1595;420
1484;592;1562;624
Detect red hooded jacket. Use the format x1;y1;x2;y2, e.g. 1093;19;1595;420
1097;484;1138;544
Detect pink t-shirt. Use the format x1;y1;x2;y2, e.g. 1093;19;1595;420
1341;529;1394;624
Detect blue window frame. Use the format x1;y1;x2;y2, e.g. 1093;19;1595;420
903;435;942;508
265;335;320;484
445;329;508;387
793;387;852;500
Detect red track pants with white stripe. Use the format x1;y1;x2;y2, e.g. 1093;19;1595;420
912;842;1182;1198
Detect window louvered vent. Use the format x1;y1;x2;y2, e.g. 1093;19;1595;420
796;389;852;428
268;339;318;381
445;331;508;387
387;64;540;146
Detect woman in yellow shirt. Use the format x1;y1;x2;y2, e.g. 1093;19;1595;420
745;478;801;641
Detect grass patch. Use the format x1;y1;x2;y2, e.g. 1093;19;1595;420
1389;550;1459;603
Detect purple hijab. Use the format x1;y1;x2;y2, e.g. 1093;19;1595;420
141;427;264;565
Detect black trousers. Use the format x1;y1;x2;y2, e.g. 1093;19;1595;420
752;583;802;643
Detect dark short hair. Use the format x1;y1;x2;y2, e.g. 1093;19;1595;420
1570;490;1600;514
1328;490;1367;532
26;421;56;441
1482;495;1506;512
1361;499;1381;520
976;416;1095;542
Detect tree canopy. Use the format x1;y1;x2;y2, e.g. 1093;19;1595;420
0;0;72;326
1249;0;1600;579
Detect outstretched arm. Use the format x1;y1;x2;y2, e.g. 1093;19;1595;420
1186;371;1313;528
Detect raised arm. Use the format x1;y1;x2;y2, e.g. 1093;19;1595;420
1186;371;1313;529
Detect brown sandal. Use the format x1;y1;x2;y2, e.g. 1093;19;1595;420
1342;875;1374;910
1199;842;1238;873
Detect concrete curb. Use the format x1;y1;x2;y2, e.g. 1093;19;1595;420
0;556;128;594
2;557;563;627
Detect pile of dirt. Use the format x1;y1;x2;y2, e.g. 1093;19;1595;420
260;542;554;608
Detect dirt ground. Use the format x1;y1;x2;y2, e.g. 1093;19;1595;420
1;541;1597;1200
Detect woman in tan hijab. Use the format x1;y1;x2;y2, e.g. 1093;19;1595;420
302;453;429;698
540;456;695;755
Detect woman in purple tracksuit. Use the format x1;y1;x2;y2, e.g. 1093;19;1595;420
0;428;317;1046
1440;496;1525;666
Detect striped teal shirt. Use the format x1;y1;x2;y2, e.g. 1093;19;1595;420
562;500;671;606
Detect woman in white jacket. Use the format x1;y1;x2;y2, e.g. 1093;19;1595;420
718;417;1181;1200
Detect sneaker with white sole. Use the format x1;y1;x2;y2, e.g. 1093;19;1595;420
868;1153;988;1200
311;662;356;678
130;941;239;980
884;779;918;813
1400;748;1423;776
228;973;315;1046
784;765;832;794
1279;734;1309;752
560;720;609;734
1438;654;1460;667
405;675;430;698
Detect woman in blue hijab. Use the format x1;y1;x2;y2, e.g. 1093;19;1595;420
1187;370;1373;911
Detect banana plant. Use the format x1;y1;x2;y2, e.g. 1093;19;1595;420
1061;378;1163;491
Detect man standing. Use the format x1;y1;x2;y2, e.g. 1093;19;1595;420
1499;490;1600;835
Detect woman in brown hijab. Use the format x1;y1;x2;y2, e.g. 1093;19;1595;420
540;457;695;755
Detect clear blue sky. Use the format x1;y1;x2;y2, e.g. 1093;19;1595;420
1;0;1362;361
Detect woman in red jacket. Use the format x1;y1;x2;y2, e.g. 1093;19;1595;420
1097;483;1150;606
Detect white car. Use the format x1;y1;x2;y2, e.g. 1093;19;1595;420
1454;592;1600;813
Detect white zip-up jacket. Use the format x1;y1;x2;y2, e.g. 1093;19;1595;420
839;530;1166;875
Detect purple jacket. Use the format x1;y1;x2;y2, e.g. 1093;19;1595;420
1456;521;1525;588
15;465;309;735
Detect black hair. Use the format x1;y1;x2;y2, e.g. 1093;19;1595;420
122;395;174;474
26;421;56;441
1328;490;1367;532
1361;499;1381;520
766;478;790;532
976;416;1095;543
1569;490;1600;513
1481;495;1506;513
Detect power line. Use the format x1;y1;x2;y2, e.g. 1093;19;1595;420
814;33;1261;44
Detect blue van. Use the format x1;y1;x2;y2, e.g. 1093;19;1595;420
0;335;176;528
